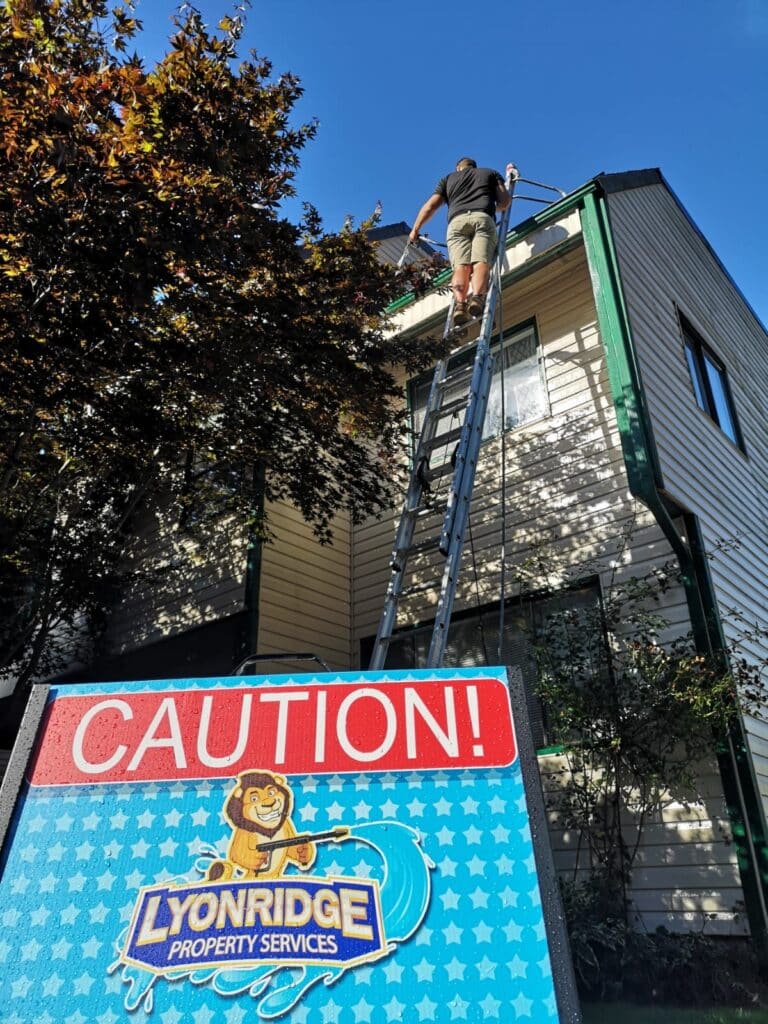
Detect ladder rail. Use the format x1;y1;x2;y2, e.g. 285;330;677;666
369;357;450;668
437;278;501;554
427;352;497;666
369;164;519;671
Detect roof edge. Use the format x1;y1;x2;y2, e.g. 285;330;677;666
387;179;596;314
596;168;663;194
387;164;766;334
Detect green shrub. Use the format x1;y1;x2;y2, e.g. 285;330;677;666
562;879;767;1008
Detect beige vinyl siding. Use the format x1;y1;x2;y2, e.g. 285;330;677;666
605;182;768;826
542;754;745;935
352;227;744;932
354;245;658;640
103;494;247;656
257;500;353;672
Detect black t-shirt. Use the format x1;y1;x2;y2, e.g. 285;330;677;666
435;167;504;222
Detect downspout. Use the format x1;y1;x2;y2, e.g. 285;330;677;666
580;189;768;953
239;459;266;667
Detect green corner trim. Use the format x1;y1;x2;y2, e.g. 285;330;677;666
580;189;768;954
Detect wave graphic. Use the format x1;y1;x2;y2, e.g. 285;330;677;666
113;821;432;1018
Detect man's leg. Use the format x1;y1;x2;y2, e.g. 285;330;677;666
451;264;471;303
447;215;474;328
469;262;490;298
467;214;498;316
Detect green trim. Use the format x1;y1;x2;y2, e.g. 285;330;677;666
396;235;582;346
387;183;596;315
536;744;566;757
684;513;768;928
581;190;768;954
240;459;266;664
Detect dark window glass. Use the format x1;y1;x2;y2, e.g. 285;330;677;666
410;321;548;465
368;584;601;751
681;316;743;450
702;352;739;445
684;340;707;410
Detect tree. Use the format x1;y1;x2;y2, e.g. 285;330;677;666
0;0;441;688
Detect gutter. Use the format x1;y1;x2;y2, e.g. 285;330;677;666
580;186;768;954
387;182;596;316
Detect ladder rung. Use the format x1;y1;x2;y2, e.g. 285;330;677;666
422;461;455;483
439;366;473;390
391;534;441;569
400;579;440;598
409;535;442;555
424;426;463;451
433;395;469;419
445;332;484;362
403;499;438;518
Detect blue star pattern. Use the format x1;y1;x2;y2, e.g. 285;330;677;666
0;671;559;1022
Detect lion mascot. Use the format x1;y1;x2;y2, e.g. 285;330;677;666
207;770;315;882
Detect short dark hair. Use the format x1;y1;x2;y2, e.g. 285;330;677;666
456;157;477;170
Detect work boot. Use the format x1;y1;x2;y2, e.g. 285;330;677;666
467;293;486;319
453;300;469;328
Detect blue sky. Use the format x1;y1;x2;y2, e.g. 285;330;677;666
135;0;768;325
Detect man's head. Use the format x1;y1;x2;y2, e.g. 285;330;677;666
456;157;477;172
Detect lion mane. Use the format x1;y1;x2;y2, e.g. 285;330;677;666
223;770;292;838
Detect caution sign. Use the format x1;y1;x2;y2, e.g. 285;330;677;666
0;668;568;1022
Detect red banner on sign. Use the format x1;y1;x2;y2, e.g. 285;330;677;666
28;678;516;786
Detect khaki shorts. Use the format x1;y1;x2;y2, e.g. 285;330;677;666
446;211;498;268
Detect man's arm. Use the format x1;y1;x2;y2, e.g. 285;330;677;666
409;193;444;243
495;179;511;211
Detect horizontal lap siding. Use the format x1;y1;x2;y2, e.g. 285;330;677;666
352;235;742;932
103;497;247;656
606;184;768;829
541;754;746;935
257;500;352;672
353;247;674;638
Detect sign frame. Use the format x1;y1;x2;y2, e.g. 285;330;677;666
0;668;581;1023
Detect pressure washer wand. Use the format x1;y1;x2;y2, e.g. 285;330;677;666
254;825;350;854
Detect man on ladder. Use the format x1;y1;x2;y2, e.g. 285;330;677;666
408;157;514;331
370;161;517;671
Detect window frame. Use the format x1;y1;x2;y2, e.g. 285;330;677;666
407;316;549;464
678;311;745;452
359;578;604;754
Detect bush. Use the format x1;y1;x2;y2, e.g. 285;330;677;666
562;879;768;1008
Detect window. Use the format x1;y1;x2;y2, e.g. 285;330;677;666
410;321;548;464
681;316;744;449
361;584;602;751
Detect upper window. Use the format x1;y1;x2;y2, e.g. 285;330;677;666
410;320;548;464
680;315;744;450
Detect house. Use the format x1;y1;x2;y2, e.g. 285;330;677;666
3;167;767;949
351;169;768;945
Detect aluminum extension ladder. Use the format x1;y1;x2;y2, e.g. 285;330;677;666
369;163;519;670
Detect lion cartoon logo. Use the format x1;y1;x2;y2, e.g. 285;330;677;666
207;771;316;882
